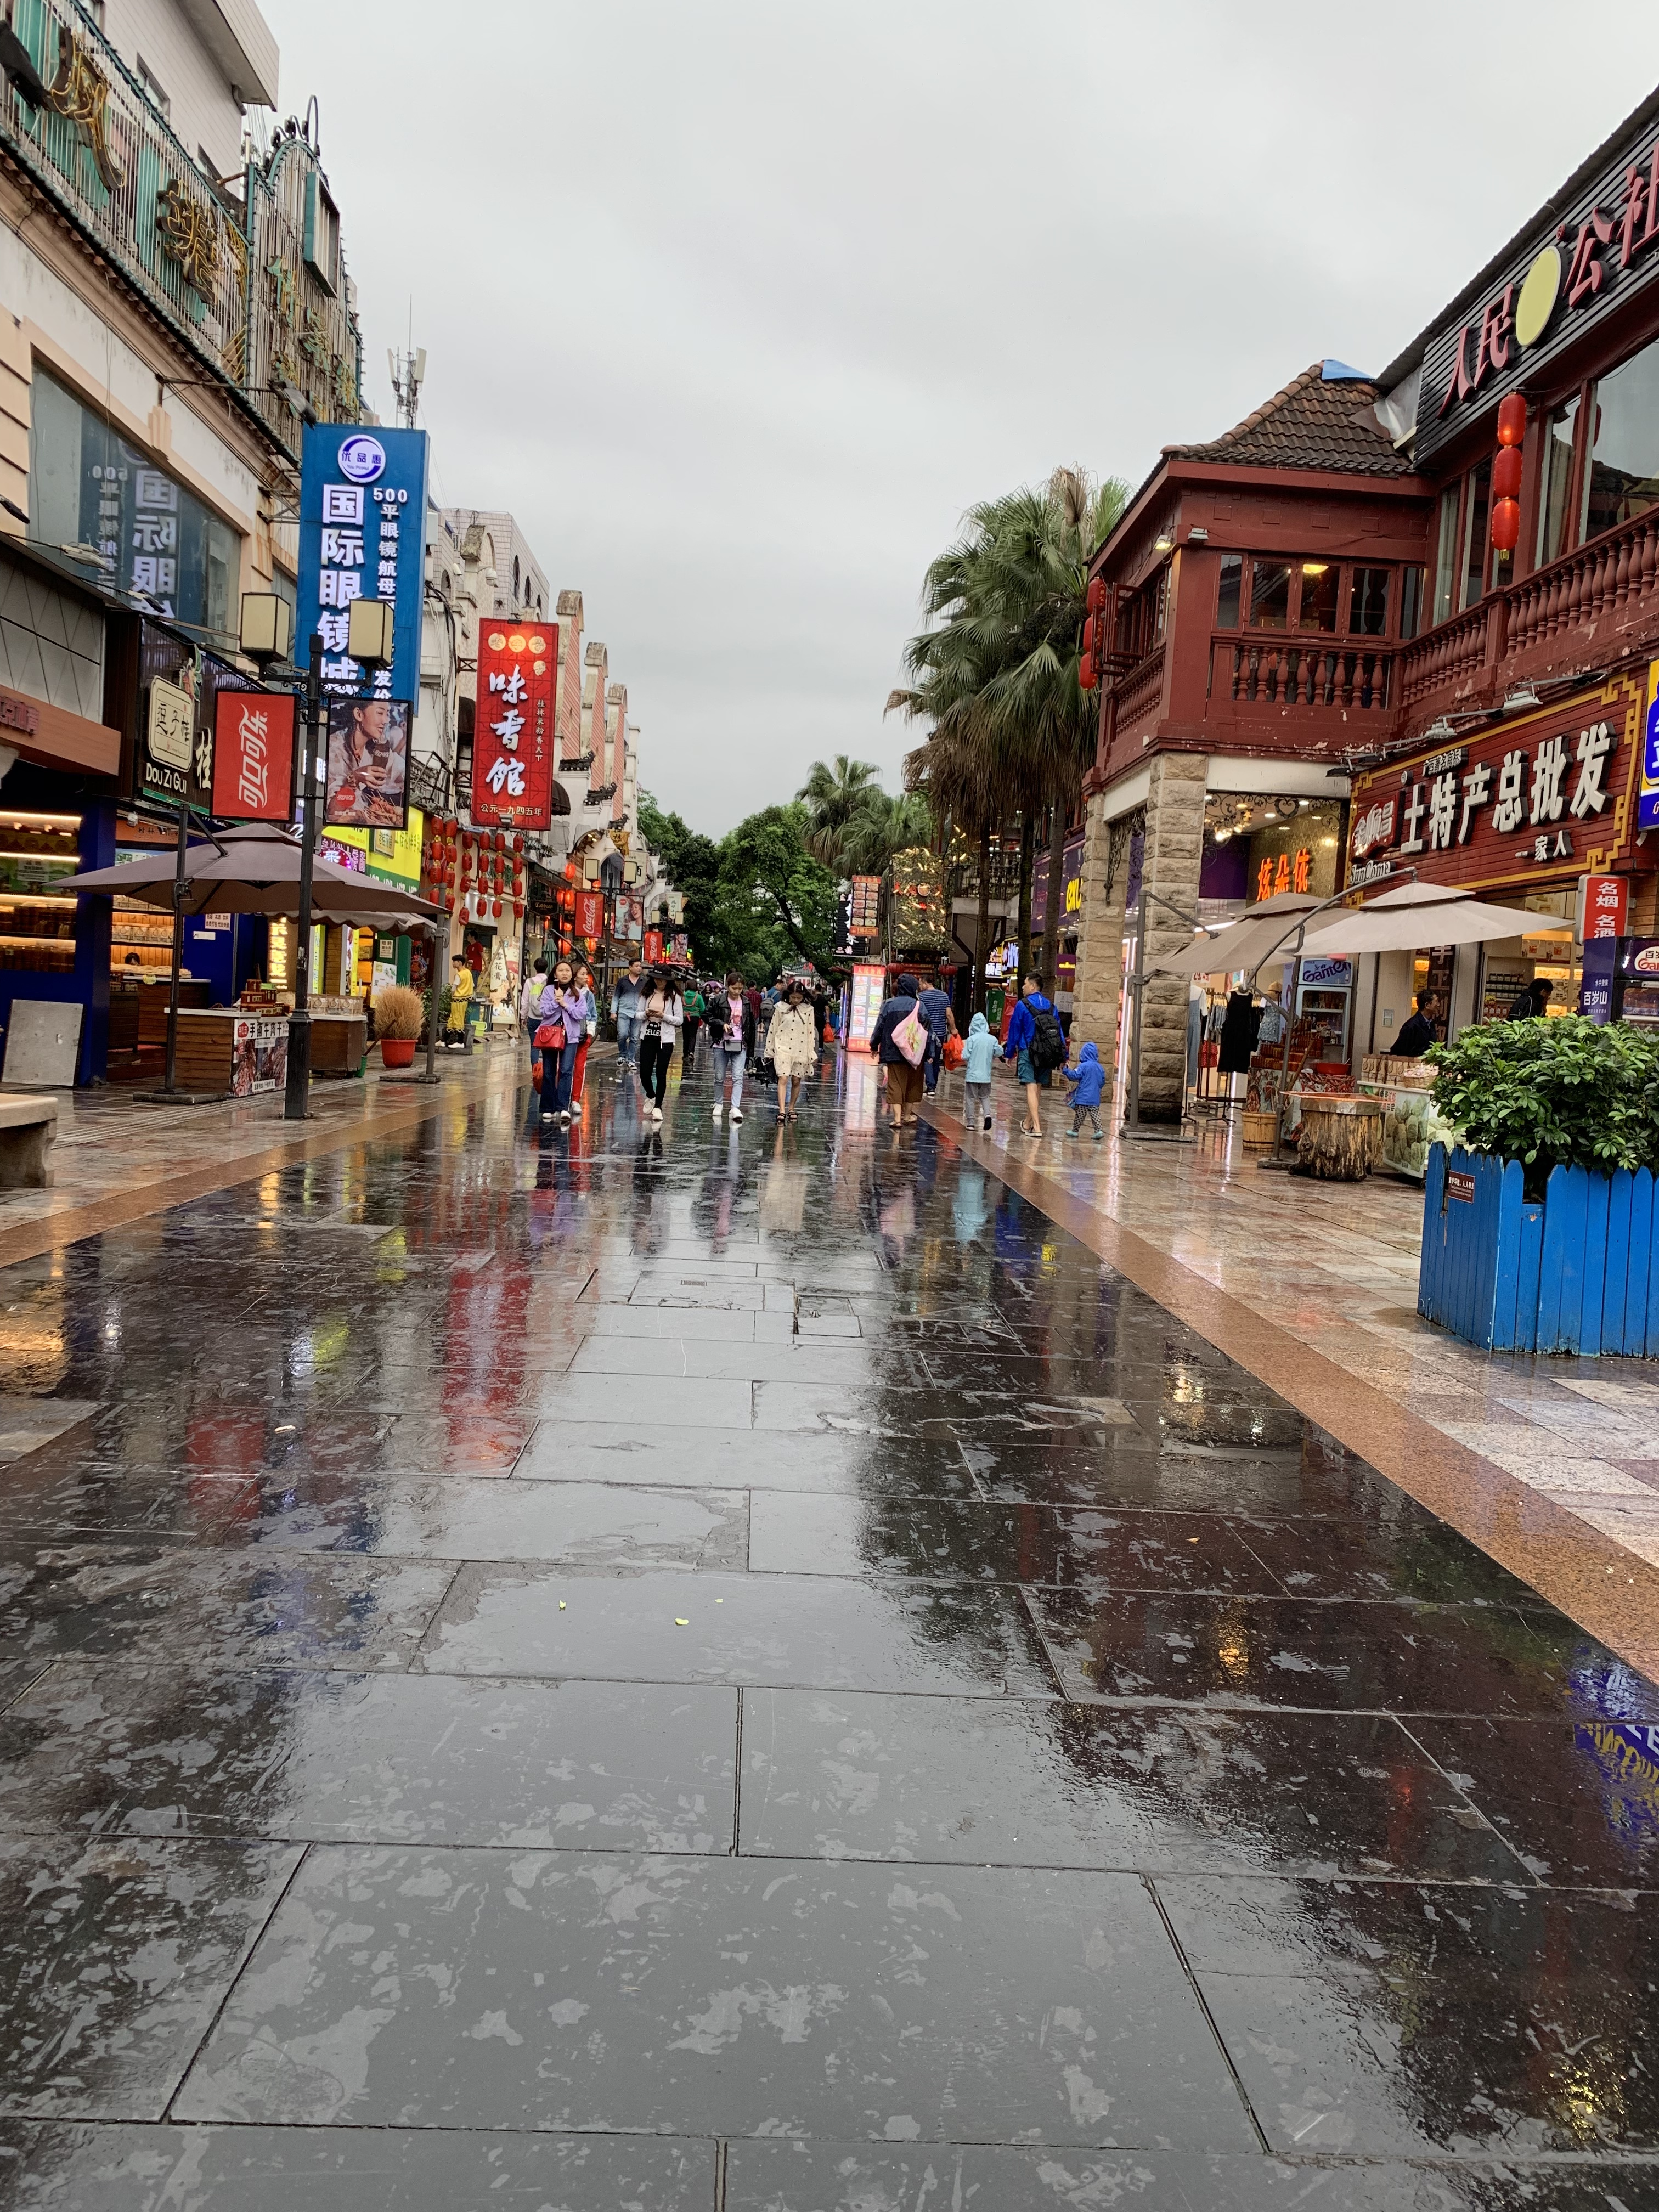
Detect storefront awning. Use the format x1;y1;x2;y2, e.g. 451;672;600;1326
62;821;440;926
1150;891;1323;978
1298;880;1572;957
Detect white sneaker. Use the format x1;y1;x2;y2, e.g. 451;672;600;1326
651;1104;663;1122
712;1104;722;1121
731;1107;743;1122
559;1110;571;1125
571;1102;583;1120
541;1112;554;1124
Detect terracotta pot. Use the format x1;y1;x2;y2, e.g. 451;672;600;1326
380;1037;417;1068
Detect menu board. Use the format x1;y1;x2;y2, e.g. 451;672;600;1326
232;1015;287;1096
849;963;885;1048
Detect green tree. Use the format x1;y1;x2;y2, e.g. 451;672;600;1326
637;791;723;963
716;803;840;980
841;788;932;878
797;755;885;874
889;466;1128;993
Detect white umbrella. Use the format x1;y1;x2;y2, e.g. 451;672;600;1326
1297;879;1570;957
1149;891;1324;979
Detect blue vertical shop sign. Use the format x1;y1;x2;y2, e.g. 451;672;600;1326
296;426;429;703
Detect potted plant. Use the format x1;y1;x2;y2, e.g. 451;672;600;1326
1419;1014;1659;1354
373;983;424;1069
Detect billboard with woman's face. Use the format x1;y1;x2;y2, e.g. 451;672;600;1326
325;698;410;830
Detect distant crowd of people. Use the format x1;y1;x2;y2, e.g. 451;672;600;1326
520;955;840;1128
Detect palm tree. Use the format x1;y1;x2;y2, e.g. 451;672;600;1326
888;467;1127;997
841;788;931;878
797;755;884;874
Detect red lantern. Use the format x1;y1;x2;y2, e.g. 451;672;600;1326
1086;575;1107;614
1082;614;1097;659
1080;659;1098;692
1490;497;1521;552
492;898;503;919
1492;445;1522;500
1497;393;1527;447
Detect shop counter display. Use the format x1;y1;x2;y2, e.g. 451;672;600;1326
165;1007;366;1093
1356;1057;1459;1182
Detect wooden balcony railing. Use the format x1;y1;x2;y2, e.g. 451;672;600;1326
1397;602;1490;707
1216;637;1392;713
1110;643;1166;731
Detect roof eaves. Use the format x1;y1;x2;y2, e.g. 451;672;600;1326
1375;79;1659;391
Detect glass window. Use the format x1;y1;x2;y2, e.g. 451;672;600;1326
1399;566;1424;640
1432;486;1460;628
1296;561;1339;632
27;365;244;644
1215;552;1242;629
1459;458;1491;611
1536;396;1579;567
1347;567;1390;635
1583;334;1659;541
1249;560;1290;629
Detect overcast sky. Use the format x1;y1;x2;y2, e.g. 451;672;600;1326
265;3;1659;836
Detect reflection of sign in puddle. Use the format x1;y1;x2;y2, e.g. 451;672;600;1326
1576;1720;1659;1843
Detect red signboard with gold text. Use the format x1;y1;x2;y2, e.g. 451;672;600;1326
1346;674;1644;895
472;620;557;829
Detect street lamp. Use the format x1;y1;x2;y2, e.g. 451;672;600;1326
239;592;294;668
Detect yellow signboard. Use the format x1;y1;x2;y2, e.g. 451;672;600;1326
325;809;424;885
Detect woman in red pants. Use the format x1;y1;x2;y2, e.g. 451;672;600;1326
569;962;598;1120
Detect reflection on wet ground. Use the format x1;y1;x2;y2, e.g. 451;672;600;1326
1;1052;1657;2207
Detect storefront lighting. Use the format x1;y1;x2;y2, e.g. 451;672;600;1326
1301;562;1329;576
1154;532;1175;553
1422;716;1456;742
238;592;295;665
1502;683;1543;713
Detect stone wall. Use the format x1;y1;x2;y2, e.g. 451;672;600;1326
1068;794;1128;1100
1136;752;1208;1120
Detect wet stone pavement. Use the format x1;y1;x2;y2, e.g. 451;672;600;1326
0;1052;1657;2208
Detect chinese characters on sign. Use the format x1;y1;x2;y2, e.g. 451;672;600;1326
296;426;429;706
210;690;296;821
1254;847;1314;902
849;875;882;938
472;622;557;829
1347;679;1642;895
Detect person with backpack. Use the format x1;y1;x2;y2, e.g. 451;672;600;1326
520;957;549;1070
868;971;927;1128
1004;972;1064;1137
917;977;955;1096
1062;1038;1108;1141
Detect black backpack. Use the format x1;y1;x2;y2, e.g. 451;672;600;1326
1029;1005;1066;1072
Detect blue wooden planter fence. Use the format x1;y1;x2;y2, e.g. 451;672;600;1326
1420;1143;1659;1354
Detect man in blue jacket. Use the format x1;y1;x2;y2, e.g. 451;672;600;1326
1003;973;1063;1137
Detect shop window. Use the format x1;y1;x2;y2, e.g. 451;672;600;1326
27;367;244;644
1215;552;1242;629
1249;560;1291;629
1459;458;1492;610
1582;334;1659;542
1296;561;1339;633
1536;396;1578;567
1432;485;1460;628
1399;565;1424;640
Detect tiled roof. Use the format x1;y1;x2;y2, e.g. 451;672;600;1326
1164;364;1415;478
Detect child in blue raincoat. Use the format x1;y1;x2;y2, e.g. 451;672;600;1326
1062;1039;1107;1139
962;1010;996;1131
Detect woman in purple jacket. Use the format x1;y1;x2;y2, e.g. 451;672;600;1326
538;959;586;1125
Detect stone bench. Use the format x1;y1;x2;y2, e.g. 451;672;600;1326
0;1093;57;1188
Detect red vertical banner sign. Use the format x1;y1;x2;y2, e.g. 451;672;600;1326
211;690;297;820
575;890;603;939
644;929;663;966
472;620;557;828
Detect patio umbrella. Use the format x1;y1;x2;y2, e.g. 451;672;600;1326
1296;879;1570;958
63;822;438;926
1149;891;1324;979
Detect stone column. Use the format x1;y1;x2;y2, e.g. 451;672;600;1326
1068;793;1129;1101
1136;752;1209;1122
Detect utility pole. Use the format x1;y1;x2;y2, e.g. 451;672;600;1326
284;634;324;1120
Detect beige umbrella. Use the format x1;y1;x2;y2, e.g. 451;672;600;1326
1149;891;1324;979
64;821;437;927
1297;878;1570;958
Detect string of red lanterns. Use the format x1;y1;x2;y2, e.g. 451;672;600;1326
1489;392;1526;557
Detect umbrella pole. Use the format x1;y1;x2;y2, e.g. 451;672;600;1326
284;634;324;1121
162;798;188;1094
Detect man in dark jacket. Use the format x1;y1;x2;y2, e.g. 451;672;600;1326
917;977;953;1096
1506;978;1553;1020
1003;973;1062;1137
868;972;925;1128
1393;994;1440;1057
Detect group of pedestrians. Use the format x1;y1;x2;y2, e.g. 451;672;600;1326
867;967;1104;1141
525;955;837;1132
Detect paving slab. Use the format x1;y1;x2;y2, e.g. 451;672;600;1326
0;1666;736;1851
173;1844;1253;2147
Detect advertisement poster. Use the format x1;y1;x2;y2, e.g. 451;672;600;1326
211;690;296;821
643;928;663;966
574;890;604;939
325;698;410;829
849;875;882;938
472;620;557;828
849;962;884;1048
232;1015;286;1096
297;425;429;706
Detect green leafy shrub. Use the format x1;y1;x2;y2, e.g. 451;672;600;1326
1428;1015;1659;1199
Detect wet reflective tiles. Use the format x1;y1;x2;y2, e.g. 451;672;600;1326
172;1846;1251;2146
